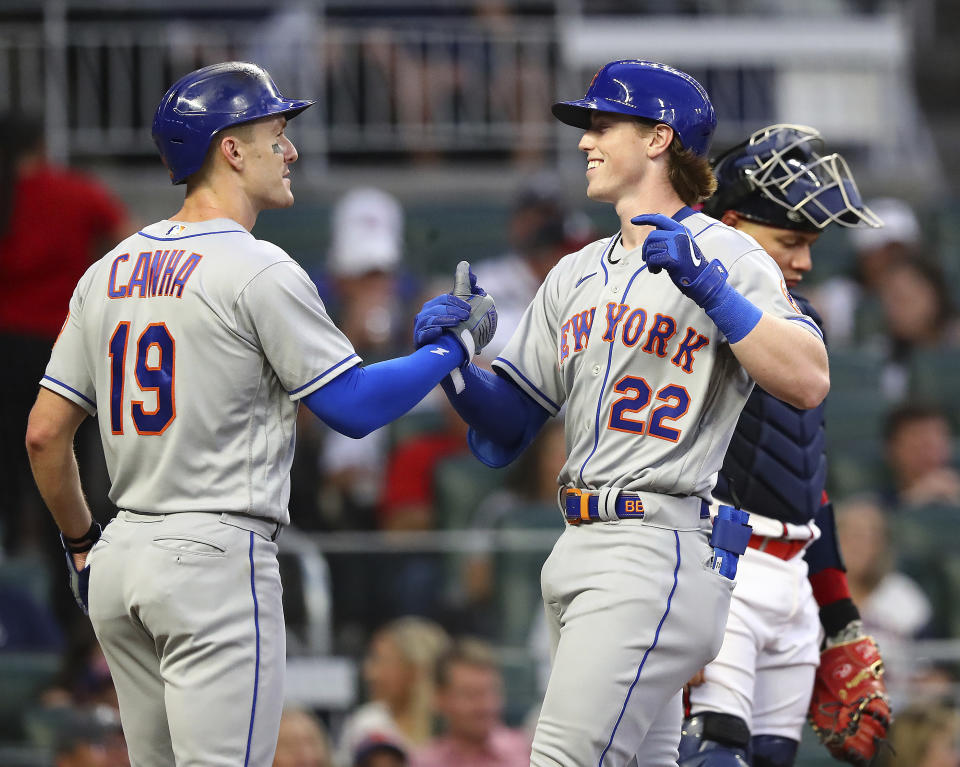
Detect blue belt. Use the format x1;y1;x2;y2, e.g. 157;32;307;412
564;489;710;524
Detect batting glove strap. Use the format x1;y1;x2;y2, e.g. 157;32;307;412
703;279;763;344
448;292;497;362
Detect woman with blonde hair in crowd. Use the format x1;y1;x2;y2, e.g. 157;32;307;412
335;617;450;766
878;703;960;767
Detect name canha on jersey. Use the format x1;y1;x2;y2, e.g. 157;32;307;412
493;209;822;501
41;218;360;524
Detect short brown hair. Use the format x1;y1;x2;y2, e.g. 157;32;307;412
435;637;499;688
636;119;717;206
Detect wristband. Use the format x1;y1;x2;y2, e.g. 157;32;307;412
62;521;102;553
703;281;763;344
819;598;861;640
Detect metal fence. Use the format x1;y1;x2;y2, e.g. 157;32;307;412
0;2;936;188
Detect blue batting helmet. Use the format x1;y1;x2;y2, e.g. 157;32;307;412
552;60;716;157
152;61;314;185
703;124;882;231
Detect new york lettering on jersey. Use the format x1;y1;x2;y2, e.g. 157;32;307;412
559;301;710;373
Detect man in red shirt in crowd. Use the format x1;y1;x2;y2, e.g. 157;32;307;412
412;638;530;767
0;112;131;556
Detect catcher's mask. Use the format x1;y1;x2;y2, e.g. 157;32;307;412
703;124;882;232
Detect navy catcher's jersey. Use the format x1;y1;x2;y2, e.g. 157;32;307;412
492;208;822;501
713;294;827;525
41;218;360;524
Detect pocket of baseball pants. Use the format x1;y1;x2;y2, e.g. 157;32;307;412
700;556;738;590
151;536;227;557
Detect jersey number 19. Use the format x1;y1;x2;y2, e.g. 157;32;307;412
108;321;176;436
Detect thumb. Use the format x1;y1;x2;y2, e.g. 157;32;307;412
631;213;680;231
452;260;472;298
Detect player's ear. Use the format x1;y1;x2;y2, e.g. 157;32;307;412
218;135;245;173
720;210;741;227
645;123;674;159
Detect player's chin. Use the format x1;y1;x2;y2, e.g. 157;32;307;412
273;184;296;208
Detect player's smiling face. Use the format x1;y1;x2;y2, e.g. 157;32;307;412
242;115;299;210
578;113;651;204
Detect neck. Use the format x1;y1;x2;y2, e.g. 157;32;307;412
614;184;686;251
170;183;258;231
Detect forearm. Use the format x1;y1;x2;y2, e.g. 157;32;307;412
730;314;829;409
805;498;861;638
303;333;466;438
25;390;93;539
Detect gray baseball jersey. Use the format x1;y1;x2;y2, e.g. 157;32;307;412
42;217;360;525
44;217;360;766
490;208;824;766
493;209;820;506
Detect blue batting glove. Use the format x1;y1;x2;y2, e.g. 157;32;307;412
632;213;729;309
413;294;471;348
60;522;102;615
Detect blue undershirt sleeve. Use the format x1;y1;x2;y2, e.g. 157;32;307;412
303;334;466;438
439;364;550;468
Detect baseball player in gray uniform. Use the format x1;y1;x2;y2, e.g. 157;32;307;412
413;60;830;766
25;62;495;767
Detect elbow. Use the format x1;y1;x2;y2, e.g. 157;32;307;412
787;368;830;410
338;420;375;440
25;419;54;462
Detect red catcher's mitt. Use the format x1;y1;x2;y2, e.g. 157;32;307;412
808;636;891;765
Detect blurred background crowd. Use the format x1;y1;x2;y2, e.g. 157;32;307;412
2;0;960;765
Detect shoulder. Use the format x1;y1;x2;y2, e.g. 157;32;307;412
544;236;615;289
686;212;767;260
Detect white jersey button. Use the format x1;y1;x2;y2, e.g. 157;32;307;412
612;286;620;294
592;365;601;375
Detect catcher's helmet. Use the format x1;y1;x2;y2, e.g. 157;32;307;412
152;61;314;185
703;124;882;231
552;60;716;157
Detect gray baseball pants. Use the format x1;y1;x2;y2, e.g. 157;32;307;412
87;510;285;766
531;516;735;767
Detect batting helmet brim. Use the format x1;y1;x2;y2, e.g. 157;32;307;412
552;99;611;130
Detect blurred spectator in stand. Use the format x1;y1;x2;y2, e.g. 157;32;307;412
471;1;552;166
336;617;450;766
882;402;960;508
0;112;131;563
309;188;418;649
475;175;593;363
317;187;410;530
273;707;333;767
877;703;960;767
41;629;119;713
412;637;530;767
52;708;109;767
353;733;409;767
49;705;127;767
873;257;960;399
449;418;566;638
811;197;922;348
0;579;64;651
374;395;470;622
834;496;933;647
